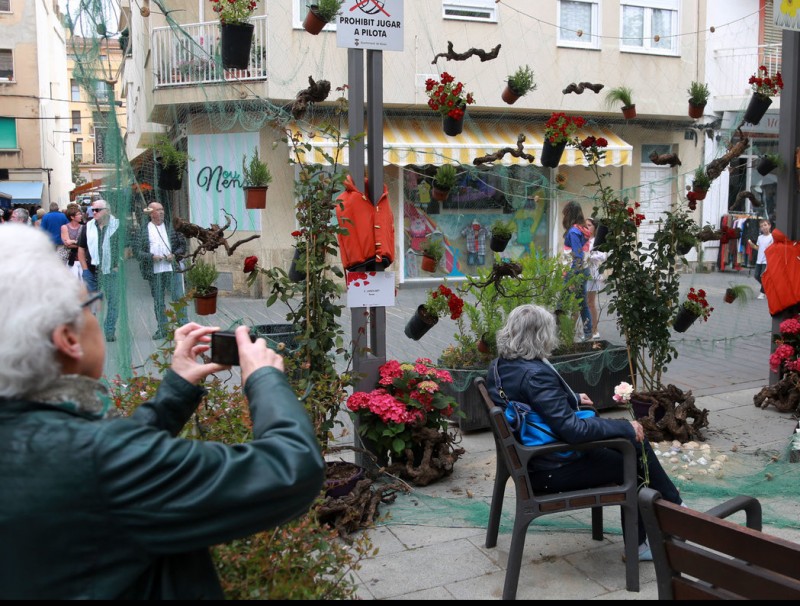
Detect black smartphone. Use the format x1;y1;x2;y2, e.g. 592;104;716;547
210;330;256;366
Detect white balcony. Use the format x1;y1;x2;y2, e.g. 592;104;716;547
152;16;268;88
712;43;782;99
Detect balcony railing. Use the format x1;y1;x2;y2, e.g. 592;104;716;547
152;16;268;88
712;44;782;98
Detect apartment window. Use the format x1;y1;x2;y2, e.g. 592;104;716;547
71;79;81;102
0;0;10;12
620;0;678;55
94;81;111;105
443;0;498;22
71;111;81;133
73;141;83;163
0;49;13;80
558;0;600;49
0;117;17;149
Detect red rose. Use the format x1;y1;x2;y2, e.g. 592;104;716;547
243;256;258;273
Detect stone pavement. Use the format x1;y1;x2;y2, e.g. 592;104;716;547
113;264;800;600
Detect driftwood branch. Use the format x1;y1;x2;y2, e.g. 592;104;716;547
562;82;604;95
432;41;501;64
174;212;261;265
649;151;682;167
473;134;536;165
706;129;749;181
290;76;331;120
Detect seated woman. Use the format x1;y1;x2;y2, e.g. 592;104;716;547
485;304;683;561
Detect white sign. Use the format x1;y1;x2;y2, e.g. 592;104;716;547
775;4;800;31
346;270;396;308
337;0;404;52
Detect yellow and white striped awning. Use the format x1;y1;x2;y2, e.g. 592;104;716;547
291;117;632;167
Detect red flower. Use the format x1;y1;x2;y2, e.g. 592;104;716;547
243;256;258;273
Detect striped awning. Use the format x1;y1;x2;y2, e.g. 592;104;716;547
292;117;632;167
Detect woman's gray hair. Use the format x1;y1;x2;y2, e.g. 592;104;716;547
0;224;84;398
496;304;560;360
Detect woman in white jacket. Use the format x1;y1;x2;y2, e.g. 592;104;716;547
585;218;608;340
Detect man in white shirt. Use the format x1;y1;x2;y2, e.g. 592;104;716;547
136;202;187;340
748;219;774;300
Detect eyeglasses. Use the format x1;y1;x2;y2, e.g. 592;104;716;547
81;291;104;315
91;207;106;213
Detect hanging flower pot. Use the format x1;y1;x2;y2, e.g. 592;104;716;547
756;155;778;176
501;85;521;105
420;254;438;273
676;240;694;256
431;185;450;201
688;102;706;119
621;104;637;120
244;186;267;209
193;287;218;316
303;6;328;35
691;186;708;201
593;223;609;249
743;93;772;126
540;139;567;168
489;233;511;253
442;109;465;137
477;333;491;354
288;247;306;283
220;23;254;69
672;305;700;333
404;304;439;340
723;288;736;304
157;162;183;191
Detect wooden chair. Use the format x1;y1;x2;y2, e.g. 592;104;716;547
474;377;640;600
639;486;800;599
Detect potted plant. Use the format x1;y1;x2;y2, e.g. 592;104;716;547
405;283;465;341
541;112;586;168
145;134;192;191
723;283;755;305
673;287;713;332
489;219;514;252
425;72;476;136
687;80;710;119
185;258;220;315
744;65;783;125
345;358;464;486
756;152;782;176
605;85;636;119
431;164;457;206
303;0;344;35
210;0;261;68
692;165;712;200
241;146;273;209
419;238;444;273
502;64;536;105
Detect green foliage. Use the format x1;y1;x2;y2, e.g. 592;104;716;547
310;0;343;22
605;85;635;109
761;153;782;169
491;219;514;238
433;164;457;190
725;283;755;307
421;238;445;263
507;64;536;96
693;165;712;189
687;80;710;105
185;258;219;296
242;146;273;187
145;133;192;171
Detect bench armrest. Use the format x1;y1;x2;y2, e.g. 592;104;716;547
704;495;762;530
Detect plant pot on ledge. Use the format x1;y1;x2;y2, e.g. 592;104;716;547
193;286;218;316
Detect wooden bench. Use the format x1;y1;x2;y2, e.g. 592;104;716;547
639;486;800;599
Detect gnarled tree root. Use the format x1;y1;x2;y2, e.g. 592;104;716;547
753;373;800;414
385;426;465;487
636;384;709;443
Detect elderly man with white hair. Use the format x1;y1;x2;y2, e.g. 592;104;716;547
0;223;325;600
10;207;30;224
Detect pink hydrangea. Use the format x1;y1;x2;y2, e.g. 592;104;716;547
378;359;403;385
435;369;454;383
346;391;372;412
779;317;800;335
367;391;410;424
416;380;439;394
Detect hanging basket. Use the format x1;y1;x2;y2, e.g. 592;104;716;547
489;233;511;253
756;156;778;176
442;107;465;137
540;139;567;169
220;22;254;70
621;104;637;120
688;102;706;119
404;305;439;340
743;93;772;126
244;186;267;209
193;287;218;316
303;7;327;35
692;186;708;201
157;162;183;191
672;305;699;333
501;85;521;105
431;185;450;201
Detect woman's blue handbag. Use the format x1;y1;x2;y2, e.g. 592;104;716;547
503;400;596;447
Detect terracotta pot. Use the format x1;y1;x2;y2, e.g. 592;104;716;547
673;305;699;333
404;304;438;340
193;287;218;316
724;289;736;304
421;254;438;273
442;106;466;137
540;139;567;169
220;22;254;69
489;233;511;253
244;186;267;209
743;93;772;126
431;185;449;201
501;85;521;105
303;7;327;35
621;104;637;120
477;334;491;354
688;102;706;119
692;187;708;201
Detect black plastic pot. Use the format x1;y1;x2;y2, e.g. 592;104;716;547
220;22;254;69
404;305;438;340
540;139;567;168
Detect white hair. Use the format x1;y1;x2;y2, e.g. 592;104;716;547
496;304;560;360
0;224;84;398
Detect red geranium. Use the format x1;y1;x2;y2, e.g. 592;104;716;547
425;72;475;120
243;255;258;273
682;287;713;321
544;112;586;145
749;65;783;97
